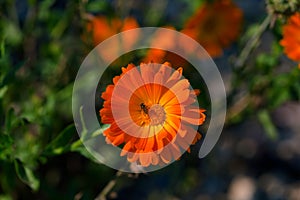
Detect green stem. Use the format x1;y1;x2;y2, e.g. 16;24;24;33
234;15;272;69
227;14;273;123
70;139;83;151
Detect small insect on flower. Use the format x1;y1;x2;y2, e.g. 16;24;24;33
140;103;149;114
100;62;206;167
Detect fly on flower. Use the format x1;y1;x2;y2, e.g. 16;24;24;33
99;62;206;167
140;103;149;115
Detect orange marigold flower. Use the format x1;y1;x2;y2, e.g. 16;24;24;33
182;0;243;57
86;15;140;66
143;27;197;67
145;49;189;68
100;62;206;167
87;15;139;46
280;12;300;69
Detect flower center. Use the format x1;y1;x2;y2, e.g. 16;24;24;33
148;104;166;125
128;83;171;127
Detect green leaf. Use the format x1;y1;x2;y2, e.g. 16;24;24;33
3;21;22;46
73;124;109;148
2;60;26;87
43;124;76;155
4;108;28;135
79;106;88;140
70;125;109;163
89;124;109;140
0;86;8;99
258;110;278;140
0;133;13;161
0;194;13;200
4;108;15;134
86;1;108;13
256;53;277;71
0;37;5;58
72;146;100;164
38;0;55;20
14;159;40;191
50;15;68;39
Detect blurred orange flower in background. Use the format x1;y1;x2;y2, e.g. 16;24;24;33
144;49;189;68
182;0;243;57
86;15;140;66
87;15;139;46
100;62;206;167
280;12;300;69
143;27;190;67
